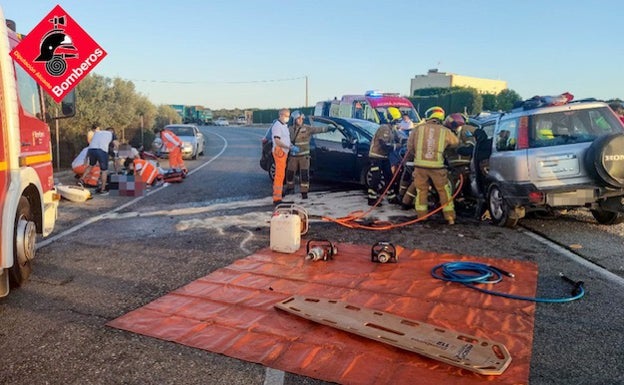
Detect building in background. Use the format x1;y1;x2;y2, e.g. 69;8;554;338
410;69;507;96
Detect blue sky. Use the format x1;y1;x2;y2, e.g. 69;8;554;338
4;1;624;110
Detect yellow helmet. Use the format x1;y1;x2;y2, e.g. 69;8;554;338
387;107;401;121
537;128;554;139
425;106;445;122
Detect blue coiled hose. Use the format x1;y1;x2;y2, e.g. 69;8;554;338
431;262;585;303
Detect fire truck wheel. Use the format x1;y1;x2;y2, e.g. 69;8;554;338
9;197;35;288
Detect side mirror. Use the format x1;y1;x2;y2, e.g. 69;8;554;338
61;90;76;116
52;89;76;119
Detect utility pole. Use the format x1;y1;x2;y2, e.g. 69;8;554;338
55;107;60;171
140;113;144;147
305;75;308;107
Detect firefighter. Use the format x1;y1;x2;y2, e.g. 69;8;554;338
155;127;187;173
271;108;296;205
367;108;402;206
443;113;475;168
405;106;459;224
385;107;406;174
285;111;332;199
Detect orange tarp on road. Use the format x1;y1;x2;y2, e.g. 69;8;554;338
108;244;537;384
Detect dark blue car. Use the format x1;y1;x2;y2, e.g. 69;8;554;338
260;116;380;188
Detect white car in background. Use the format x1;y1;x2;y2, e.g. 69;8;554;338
153;124;205;160
214;117;229;126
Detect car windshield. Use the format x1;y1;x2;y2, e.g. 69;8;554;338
169;126;194;136
529;106;623;148
349;119;380;137
375;107;419;124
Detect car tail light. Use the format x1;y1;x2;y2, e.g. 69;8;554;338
517;116;529;149
528;191;544;204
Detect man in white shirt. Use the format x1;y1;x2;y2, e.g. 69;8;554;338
398;113;414;131
82;126;117;194
271;108;299;205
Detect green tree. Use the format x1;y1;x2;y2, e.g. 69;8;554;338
496;89;522;111
154;104;181;130
104;77;139;142
482;93;497;111
128;95;157;148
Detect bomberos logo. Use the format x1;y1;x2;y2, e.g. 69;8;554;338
10;5;107;102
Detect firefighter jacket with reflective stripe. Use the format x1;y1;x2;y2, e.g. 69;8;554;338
369;124;399;159
133;158;159;185
445;124;476;166
288;123;328;156
161;130;183;150
407;120;459;168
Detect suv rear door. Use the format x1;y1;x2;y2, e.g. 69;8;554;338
489;116;530;183
525;106;622;188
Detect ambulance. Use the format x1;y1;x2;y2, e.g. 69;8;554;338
0;11;76;296
315;90;421;124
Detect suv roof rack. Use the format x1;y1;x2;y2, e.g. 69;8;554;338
513;92;575;111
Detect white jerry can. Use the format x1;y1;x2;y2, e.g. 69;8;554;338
270;204;308;253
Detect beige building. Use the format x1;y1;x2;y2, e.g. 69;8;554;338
410;69;507;96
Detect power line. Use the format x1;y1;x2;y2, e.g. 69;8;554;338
128;76;307;85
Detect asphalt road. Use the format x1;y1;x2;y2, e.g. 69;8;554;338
0;125;622;385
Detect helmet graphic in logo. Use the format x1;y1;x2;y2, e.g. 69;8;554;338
34;16;77;77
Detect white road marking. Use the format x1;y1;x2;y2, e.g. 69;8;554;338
523;230;624;286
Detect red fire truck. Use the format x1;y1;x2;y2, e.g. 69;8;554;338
0;12;75;296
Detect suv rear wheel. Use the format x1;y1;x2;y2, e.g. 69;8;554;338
488;184;519;228
590;209;624;225
586;133;624;188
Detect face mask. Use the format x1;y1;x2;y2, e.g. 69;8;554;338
281;117;290;123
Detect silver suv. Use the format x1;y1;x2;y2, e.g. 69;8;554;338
473;99;624;227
